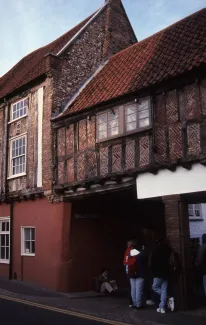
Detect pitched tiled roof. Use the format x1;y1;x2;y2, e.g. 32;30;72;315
62;8;206;117
0;12;96;100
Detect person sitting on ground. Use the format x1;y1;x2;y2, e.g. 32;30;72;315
99;268;118;294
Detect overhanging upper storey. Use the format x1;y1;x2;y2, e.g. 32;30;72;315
52;8;206;199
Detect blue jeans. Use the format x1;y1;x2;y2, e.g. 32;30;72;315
203;275;206;296
130;278;144;307
152;278;168;309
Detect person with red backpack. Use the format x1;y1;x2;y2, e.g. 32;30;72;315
128;241;147;309
123;240;136;307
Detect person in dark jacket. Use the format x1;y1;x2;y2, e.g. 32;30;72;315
128;243;148;309
196;234;206;298
150;238;172;313
141;244;155;306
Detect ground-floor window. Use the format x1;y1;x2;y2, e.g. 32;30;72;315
21;227;35;256
0;218;10;263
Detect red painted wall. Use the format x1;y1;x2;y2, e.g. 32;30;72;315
69;216;139;292
0;194;164;293
0;199;72;292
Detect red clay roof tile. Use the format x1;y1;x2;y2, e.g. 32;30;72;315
0;12;96;100
61;8;206;117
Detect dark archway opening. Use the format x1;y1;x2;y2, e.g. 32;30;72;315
69;186;165;292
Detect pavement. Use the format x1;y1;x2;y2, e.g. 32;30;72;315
0;277;205;325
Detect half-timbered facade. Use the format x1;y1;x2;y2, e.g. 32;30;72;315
54;79;206;196
52;8;206;308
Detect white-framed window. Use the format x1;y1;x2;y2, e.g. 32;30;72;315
97;108;120;141
11;98;27;121
0;218;10;263
96;97;151;142
125;104;137;131
138;99;150;129
21;227;35;256
188;204;202;220
125;99;150;132
10;135;26;177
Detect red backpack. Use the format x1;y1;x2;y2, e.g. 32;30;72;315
128;256;138;277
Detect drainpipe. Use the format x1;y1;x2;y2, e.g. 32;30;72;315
9;201;14;280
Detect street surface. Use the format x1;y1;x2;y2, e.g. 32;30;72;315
0;297;122;325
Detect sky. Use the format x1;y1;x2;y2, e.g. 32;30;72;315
0;0;205;77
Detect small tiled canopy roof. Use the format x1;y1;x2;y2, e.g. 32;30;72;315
62;8;206;117
0;13;96;100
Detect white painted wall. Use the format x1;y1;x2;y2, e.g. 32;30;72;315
136;164;206;199
190;204;206;244
37;87;43;188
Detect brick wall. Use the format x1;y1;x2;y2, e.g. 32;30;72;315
53;2;136;114
163;195;192;309
154;80;206;164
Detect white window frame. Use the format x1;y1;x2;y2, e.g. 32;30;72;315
188;204;203;220
9;134;27;179
10;98;27;123
125;98;151;133
0;217;10;264
21;227;35;257
96;97;151;142
96;107;123;142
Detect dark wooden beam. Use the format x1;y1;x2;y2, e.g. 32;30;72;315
148;166;159;175
182;161;192;170
73;123;78;182
200;159;206;166
53;128;58;184
62;178;135;201
167;164;177;172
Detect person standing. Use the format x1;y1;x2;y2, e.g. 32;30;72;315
150;238;172;314
141;244;155;306
123;240;136;307
195;234;206;300
128;243;146;309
